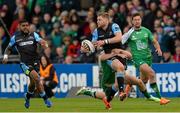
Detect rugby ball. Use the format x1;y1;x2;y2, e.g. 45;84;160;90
81;40;95;53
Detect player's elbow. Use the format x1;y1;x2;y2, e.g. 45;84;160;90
99;55;106;61
127;53;132;59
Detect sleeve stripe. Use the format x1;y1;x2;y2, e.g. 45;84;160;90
121;27;134;44
9;35;16;47
34;32;42;42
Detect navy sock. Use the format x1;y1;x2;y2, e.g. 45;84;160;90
39;92;48;101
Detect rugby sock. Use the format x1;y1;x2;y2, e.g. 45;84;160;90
26;91;34;100
83;90;96;98
107;85;117;102
39;91;48;100
116;72;124;92
141;90;151;98
150;82;161;99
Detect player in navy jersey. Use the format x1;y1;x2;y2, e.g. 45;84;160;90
2;19;52;108
81;12;126;101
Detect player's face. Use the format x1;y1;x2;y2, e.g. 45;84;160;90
132;16;142;28
97;16;108;28
20;22;30;34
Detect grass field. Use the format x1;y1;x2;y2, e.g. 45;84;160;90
0;98;179;112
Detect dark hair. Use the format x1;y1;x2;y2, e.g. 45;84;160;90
40;53;51;67
97;12;109;19
19;19;29;24
132;12;141;20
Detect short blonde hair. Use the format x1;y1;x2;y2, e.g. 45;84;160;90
97;12;109;19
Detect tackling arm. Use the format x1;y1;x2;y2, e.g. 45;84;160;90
112;49;132;59
99;52;116;61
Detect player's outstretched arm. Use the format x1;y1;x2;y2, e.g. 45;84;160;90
99;52;116;61
2;45;12;64
34;32;48;49
112;49;132;59
2;35;16;64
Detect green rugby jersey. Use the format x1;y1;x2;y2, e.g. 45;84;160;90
123;27;154;60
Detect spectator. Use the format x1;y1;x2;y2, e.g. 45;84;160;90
41;13;53;35
67;39;80;62
10;8;25;35
31;15;41;32
40;54;58;98
81;10;95;37
44;47;53;60
53;47;64;63
32;5;42;19
161;50;175;63
143;1;158;32
62;36;71;57
51;22;63;50
29;24;36;33
0;4;13;29
64;55;73;64
113;3;127;30
0;26;6;55
173;46;180;62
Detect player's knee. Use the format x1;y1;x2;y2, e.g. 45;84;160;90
28;84;35;91
33;75;40;85
29;82;35;88
137;79;144;86
116;65;125;72
149;70;155;79
141;78;148;84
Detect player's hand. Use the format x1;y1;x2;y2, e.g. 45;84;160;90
112;49;121;54
116;53;127;58
96;40;105;47
40;40;48;48
156;48;162;56
80;45;89;53
2;54;8;64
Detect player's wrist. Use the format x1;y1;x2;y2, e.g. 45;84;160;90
3;54;8;59
104;39;109;45
45;43;48;48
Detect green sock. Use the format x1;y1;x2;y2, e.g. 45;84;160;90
141;90;151;98
150;83;161;99
83;90;95;98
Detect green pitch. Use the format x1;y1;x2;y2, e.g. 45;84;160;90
0;98;179;112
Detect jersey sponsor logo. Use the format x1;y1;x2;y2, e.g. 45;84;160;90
19;41;34;46
16;39;23;42
144;33;148;37
28;36;34;39
131;35;138;40
136;31;141;34
99;35;104;38
114;26;120;31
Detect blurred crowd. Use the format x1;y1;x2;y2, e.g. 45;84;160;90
0;0;179;64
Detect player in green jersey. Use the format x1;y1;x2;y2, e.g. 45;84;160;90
76;49;162;110
122;13;170;105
